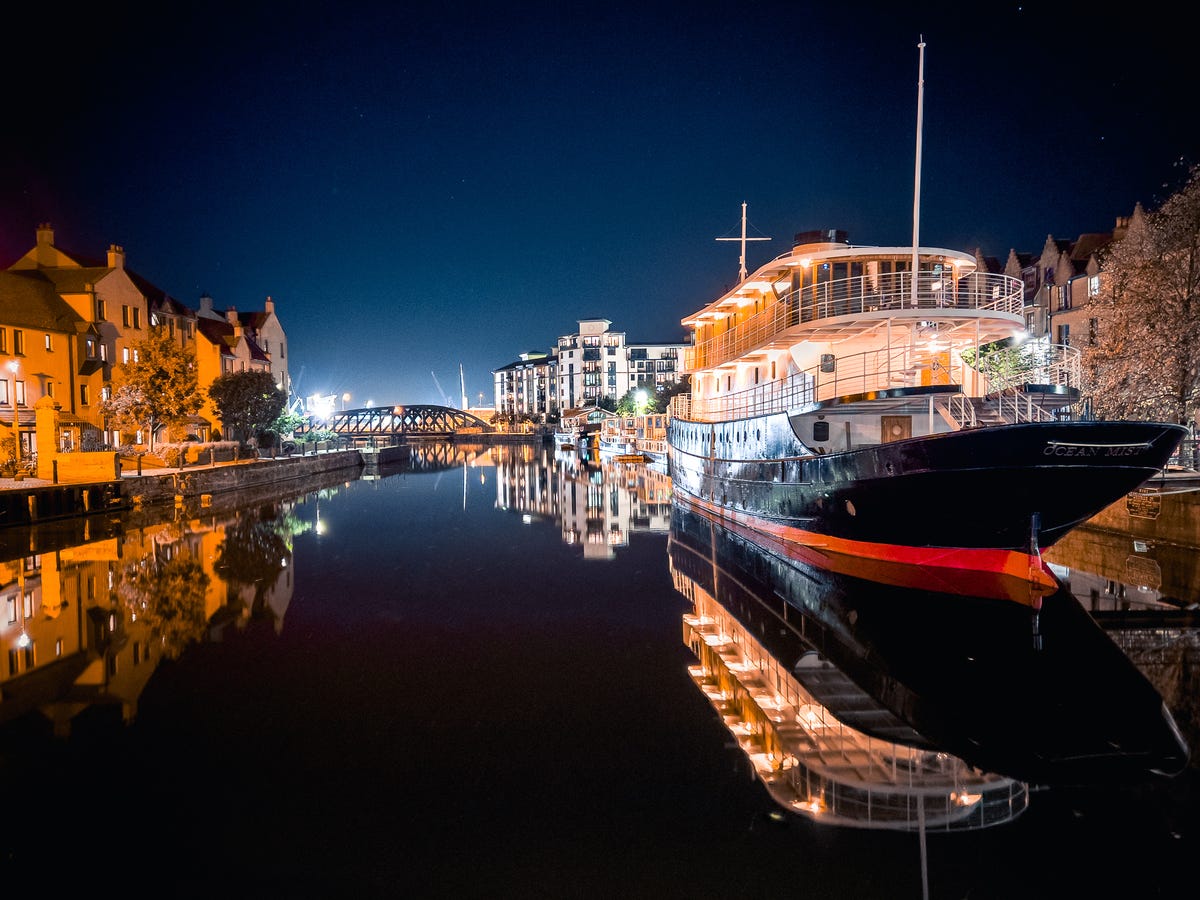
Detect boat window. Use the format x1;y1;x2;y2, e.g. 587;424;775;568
813;421;830;442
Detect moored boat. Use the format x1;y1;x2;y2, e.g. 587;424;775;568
598;411;670;465
666;226;1186;580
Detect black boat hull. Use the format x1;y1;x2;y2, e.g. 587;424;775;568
668;418;1188;554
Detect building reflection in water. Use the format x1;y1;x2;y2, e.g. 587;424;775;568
667;495;1191;831
487;442;671;560
0;472;345;737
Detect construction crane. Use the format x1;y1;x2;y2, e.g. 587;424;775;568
431;371;454;407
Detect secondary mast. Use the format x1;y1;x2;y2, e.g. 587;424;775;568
716;202;770;283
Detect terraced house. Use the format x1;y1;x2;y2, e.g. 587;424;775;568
1;223;290;456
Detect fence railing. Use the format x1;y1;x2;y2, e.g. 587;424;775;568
687;270;1025;372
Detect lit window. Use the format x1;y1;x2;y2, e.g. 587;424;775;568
80;384;89;405
122;347;130;364
44;333;53;351
1088;275;1100;297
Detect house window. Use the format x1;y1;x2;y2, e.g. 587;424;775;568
46;382;54;398
122;306;130;327
133;349;140;363
101;386;111;402
1056;324;1070;346
14;329;24;355
122;347;130;364
133;309;140;328
0;381;7;404
96;299;106;320
86;337;97;358
80;384;90;405
15;380;25;405
44;333;53;351
100;343;108;361
0;327;6;353
1088;275;1100;297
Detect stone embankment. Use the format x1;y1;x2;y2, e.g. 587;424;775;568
0;450;366;528
123;449;365;506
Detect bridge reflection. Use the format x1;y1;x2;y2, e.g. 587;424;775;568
299;405;492;439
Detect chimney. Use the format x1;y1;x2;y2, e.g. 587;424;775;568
226;307;239;326
34;222;55;267
107;244;125;269
264;295;275;315
199;294;214;315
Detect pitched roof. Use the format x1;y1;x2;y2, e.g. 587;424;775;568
195;317;270;362
0;271;87;332
1069;232;1114;262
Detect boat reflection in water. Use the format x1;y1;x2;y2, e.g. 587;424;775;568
668;496;1190;833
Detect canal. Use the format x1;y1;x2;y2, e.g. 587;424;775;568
1;441;1197;897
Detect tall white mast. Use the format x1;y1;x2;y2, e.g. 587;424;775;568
716;202;770;283
459;363;468;410
911;36;926;307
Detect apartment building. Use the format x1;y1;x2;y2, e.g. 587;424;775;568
493;319;686;420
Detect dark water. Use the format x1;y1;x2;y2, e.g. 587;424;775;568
1;442;1197;898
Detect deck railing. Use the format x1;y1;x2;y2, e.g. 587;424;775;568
672;342;1082;427
974;342;1081;394
687;270;1025;372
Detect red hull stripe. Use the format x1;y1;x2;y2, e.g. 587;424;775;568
679;495;1059;604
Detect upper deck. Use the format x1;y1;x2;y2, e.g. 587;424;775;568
683;238;1026;373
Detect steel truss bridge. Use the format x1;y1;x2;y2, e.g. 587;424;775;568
298;405;493;439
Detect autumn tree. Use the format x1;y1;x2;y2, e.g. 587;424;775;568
1083;165;1200;424
208;370;287;444
100;329;201;450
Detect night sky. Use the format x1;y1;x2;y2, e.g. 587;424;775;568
2;2;1193;408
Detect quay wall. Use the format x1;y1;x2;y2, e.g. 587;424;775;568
123;450;364;506
0;450;364;528
1082;486;1200;548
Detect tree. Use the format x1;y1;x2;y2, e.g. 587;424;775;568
1082;164;1200;424
118;551;210;661
616;387;655;415
100;329;200;450
208;370;287;444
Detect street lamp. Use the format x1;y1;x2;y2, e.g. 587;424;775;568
342;392;351;411
6;360;18;467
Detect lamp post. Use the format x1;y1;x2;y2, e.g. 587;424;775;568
6;360;18;467
342;392;351;411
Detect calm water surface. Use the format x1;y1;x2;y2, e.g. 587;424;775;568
1;442;1197;898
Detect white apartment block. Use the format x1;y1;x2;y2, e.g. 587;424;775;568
553;319;684;411
494;350;556;419
493;319;686;420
